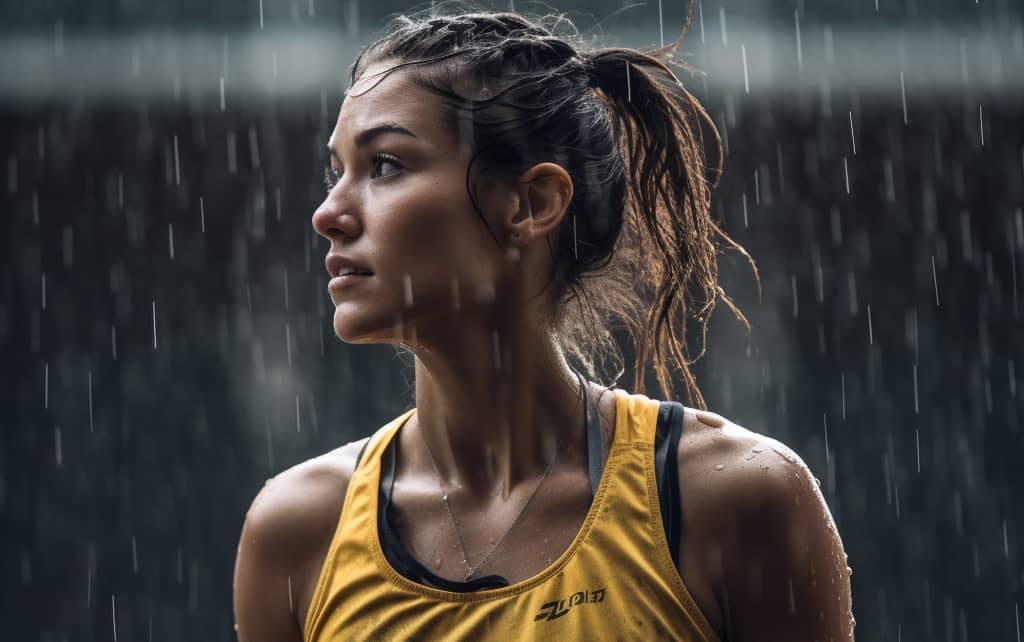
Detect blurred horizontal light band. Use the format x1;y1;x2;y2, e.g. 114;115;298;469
1;22;1022;103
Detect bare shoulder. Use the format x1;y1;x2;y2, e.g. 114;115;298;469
241;438;369;553
676;408;817;506
233;437;369;642
675;409;854;640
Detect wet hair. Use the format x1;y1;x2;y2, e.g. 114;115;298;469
350;2;756;409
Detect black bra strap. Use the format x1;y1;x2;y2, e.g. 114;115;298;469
577;369;605;498
654;401;684;569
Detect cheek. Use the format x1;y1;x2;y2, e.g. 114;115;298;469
376;191;497;307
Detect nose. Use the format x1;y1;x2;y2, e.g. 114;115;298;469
311;190;362;241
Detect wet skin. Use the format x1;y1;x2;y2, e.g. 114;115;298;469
233;62;854;642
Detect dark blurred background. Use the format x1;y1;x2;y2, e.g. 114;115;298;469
2;0;1023;640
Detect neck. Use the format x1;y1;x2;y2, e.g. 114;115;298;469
402;314;586;498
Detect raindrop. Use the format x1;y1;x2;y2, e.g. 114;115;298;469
791;275;798;319
698;2;705;45
283;268;290;310
867;305;874;345
899;71;908;124
112;594;118;641
152;301;158;349
1003;520;1009;559
168;223;175;260
287;575;294;612
978;105;985;146
132;535;138;573
219;76;226;112
657;0;663;47
200;196;206;233
259;0;265;29
841;372;846;420
931;255;940;306
43;361;48;409
847;272;857;315
54;426;62;467
1009;360;1017;397
286;322;293;365
227;131;237;175
718;7;728;47
714;464;725;471
848;111;856;156
249;127;261;170
403;274;414;307
842;156;850;194
173;135;180;185
450;278;461;311
741;44;749;93
794;10;802;69
912;364;919;414
41;272;46;311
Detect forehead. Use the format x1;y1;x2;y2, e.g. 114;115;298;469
333;62;451;145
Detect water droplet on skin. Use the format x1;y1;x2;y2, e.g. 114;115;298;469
434;558;442;569
745;453;756;460
846;565;853;576
752;447;763;453
714;464;725;471
772;447;797;463
696;411;725;428
814;476;822;486
760;462;770;470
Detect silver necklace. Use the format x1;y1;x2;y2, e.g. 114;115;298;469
417;387;579;580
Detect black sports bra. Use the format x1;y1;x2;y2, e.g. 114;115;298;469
354;373;686;593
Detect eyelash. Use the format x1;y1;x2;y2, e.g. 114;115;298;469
323;153;403;191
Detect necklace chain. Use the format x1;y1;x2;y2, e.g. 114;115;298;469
417;377;584;581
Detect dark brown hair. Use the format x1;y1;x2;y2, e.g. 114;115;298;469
350;2;756;408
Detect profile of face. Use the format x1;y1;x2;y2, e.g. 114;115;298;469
312;62;512;346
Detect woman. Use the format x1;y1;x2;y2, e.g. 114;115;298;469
234;7;854;641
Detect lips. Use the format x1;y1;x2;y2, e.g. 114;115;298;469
325;254;373;279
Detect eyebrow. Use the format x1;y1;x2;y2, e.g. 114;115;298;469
327;123;418;158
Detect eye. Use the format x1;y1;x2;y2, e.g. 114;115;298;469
323;165;341;192
371;153;403;179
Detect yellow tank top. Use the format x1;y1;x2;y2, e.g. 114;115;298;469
304;389;720;641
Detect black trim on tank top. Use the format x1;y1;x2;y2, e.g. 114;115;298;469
654;401;685;569
354;384;684;593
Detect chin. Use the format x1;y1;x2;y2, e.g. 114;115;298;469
331;307;402;345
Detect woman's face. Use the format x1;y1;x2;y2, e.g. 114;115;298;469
312;62;511;345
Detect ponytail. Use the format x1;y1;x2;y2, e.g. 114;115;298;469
581;33;757;409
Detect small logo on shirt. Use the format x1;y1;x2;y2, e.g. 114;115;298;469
533;587;607;622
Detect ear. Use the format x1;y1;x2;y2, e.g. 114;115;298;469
504;163;574;247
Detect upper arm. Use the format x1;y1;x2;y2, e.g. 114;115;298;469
233;439;367;642
678;415;854;642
